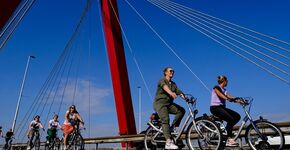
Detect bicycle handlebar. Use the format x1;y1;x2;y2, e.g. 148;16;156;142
233;97;253;106
184;94;197;105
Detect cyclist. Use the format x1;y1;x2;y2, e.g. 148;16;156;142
27;115;44;150
46;114;61;144
0;126;3;137
153;67;186;149
62;105;84;150
210;75;243;146
4;129;13;149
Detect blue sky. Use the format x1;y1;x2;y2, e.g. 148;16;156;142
0;0;289;143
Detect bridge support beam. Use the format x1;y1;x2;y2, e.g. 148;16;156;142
0;0;21;32
100;0;137;146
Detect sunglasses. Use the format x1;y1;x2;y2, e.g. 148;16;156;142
169;70;174;73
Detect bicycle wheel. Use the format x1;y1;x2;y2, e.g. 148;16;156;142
34;138;41;150
245;120;285;150
73;134;85;150
54;138;61;150
144;126;160;150
186;118;222;150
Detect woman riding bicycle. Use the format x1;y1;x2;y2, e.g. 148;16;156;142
210;75;243;146
153;67;186;149
62;105;84;150
27;115;44;150
46;114;61;143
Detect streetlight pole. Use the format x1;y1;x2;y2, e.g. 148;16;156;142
137;86;142;133
12;55;35;132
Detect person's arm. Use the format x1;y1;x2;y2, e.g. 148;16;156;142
76;113;84;123
65;111;69;122
48;120;52;129
163;85;177;99
214;88;229;100
38;122;44;129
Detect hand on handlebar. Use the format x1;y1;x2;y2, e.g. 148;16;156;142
170;92;177;99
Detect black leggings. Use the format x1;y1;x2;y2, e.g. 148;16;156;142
210;105;240;138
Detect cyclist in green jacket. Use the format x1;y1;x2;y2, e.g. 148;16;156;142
153;67;186;149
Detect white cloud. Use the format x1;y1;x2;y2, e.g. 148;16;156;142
55;78;113;114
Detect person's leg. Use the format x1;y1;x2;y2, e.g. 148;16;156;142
223;107;240;137
210;106;240;138
154;102;178;149
154;104;171;140
169;103;185;128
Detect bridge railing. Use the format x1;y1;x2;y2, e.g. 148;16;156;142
5;121;290;149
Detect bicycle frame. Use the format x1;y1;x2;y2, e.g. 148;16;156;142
147;97;203;142
231;99;267;141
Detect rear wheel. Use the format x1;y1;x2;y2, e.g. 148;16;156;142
245;120;285;150
186;118;222;150
144;126;161;150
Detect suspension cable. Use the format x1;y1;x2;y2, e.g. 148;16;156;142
162;0;290;52
108;0;154;100
125;0;211;93
148;0;289;85
153;0;289;76
157;0;290;64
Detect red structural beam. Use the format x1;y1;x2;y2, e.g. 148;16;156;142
100;0;137;141
0;0;22;31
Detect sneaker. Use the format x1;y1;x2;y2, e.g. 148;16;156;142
165;142;179;149
226;139;239;147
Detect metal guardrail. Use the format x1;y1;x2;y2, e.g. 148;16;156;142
6;121;290;149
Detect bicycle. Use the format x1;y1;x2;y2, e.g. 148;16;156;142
27;128;43;150
210;97;285;150
45;129;61;150
63;121;85;150
3;136;14;150
144;94;222;150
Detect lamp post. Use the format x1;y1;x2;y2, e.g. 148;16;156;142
137;86;142;133
12;55;35;132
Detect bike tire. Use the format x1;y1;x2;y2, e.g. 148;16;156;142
186;118;222;150
245;120;285;150
34;138;41;150
144;126;159;150
73;134;85;150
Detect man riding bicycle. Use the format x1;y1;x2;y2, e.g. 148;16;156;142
27;115;44;150
46;114;61;144
153;67;186;149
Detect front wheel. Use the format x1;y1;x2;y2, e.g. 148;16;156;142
73;134;85;150
34;138;40;150
245;120;285;150
186;118;222;150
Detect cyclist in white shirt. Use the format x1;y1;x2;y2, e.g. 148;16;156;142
27;115;44;150
46;114;61;143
